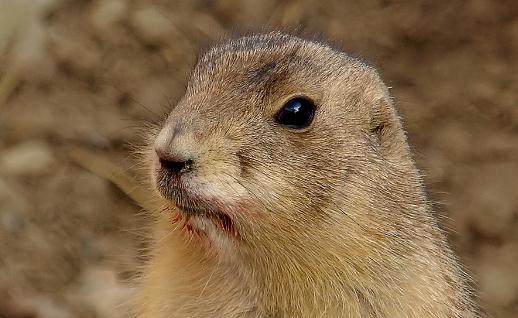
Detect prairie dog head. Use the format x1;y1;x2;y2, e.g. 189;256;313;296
152;32;417;254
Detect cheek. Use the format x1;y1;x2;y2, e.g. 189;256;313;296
192;173;249;201
195;152;244;190
242;164;299;214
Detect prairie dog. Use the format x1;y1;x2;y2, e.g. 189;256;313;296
136;32;479;317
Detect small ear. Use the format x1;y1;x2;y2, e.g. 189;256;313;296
370;98;394;144
370;110;386;143
369;98;409;161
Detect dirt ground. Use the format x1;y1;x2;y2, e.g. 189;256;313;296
0;0;517;317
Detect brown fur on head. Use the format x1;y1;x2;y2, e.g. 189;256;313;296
138;32;479;317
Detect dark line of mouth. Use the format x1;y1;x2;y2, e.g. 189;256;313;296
174;203;237;237
175;203;211;215
154;172;238;237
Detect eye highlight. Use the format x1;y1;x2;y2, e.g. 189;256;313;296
275;97;316;129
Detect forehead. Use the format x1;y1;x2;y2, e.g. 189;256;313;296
187;34;342;98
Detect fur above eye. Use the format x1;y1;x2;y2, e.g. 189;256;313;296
275;97;316;129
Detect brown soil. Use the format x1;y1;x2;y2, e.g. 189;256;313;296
0;0;517;317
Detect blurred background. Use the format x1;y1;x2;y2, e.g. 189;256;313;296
0;0;517;317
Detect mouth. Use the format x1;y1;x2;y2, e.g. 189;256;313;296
153;156;239;238
171;202;238;238
158;183;238;238
175;200;211;215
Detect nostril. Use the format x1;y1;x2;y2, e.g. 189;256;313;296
155;146;194;175
158;157;193;174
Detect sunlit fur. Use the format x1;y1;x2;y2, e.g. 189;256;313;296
134;32;480;317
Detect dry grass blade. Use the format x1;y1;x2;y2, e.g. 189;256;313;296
0;67;21;110
69;146;157;212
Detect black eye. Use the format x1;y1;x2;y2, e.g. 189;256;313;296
275;97;316;129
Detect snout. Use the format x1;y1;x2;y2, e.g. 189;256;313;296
152;117;248;219
153;123;198;199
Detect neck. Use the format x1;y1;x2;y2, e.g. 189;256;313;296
136;170;476;317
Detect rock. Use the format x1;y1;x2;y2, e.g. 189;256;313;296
50;32;101;76
0;288;73;318
0;290;38;318
0;0;57;99
190;12;225;38
478;266;518;307
0;208;26;234
0;178;15;201
11;19;55;80
26;295;73;318
454;162;518;238
131;5;179;45
431;123;472;161
507;19;518;53
477;262;518;308
0;180;28;234
69;266;134;318
0;0;60;52
90;0;128;32
0;140;54;177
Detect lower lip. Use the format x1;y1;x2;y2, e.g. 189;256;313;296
172;205;238;238
176;204;208;215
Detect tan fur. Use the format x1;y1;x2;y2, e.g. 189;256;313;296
134;32;479;317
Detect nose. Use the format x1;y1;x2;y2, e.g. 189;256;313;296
155;147;194;176
154;120;198;178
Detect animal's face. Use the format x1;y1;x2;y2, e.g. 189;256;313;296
151;34;389;247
